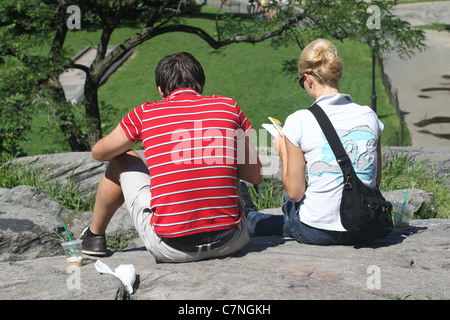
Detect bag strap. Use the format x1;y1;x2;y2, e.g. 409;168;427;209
308;102;357;194
307;103;353;172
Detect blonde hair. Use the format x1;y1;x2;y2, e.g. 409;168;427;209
298;39;342;85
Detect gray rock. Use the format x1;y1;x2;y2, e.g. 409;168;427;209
2;147;448;262
0;186;73;262
383;188;437;218
1;148;449;299
14;152;107;199
0;218;448;300
0;185;134;262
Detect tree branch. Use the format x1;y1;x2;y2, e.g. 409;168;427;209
146;0;179;28
71;63;90;73
154;19;298;50
49;0;69;59
90;15;299;83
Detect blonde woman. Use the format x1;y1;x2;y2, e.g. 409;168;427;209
246;39;385;245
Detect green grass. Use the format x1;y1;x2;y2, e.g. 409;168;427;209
380;151;449;219
96;19;402;145
0;161;96;212
22;5;406;155
249;177;286;210
415;23;450;31
0;161;138;251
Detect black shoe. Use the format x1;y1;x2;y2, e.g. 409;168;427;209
79;226;108;256
238;181;258;218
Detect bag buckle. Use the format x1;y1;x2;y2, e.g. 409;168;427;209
344;174;352;189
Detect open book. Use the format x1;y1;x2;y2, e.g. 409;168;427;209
262;117;283;137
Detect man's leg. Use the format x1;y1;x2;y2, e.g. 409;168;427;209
81;150;145;255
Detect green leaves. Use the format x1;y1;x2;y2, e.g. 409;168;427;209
0;0;427;159
0;0;53;35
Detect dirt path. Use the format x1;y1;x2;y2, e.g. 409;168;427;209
383;1;450;147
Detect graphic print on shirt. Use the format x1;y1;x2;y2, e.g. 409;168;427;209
308;125;378;184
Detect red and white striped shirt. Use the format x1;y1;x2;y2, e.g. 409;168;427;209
120;88;252;238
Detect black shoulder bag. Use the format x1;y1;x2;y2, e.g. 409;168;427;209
308;103;393;240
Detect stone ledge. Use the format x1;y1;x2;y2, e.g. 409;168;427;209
0;218;448;300
1;148;448;299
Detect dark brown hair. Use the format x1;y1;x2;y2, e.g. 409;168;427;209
155;52;205;97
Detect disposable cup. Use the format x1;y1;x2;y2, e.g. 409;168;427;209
393;203;414;228
61;239;83;267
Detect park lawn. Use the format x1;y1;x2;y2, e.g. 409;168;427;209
22;5;406;155
96;8;404;147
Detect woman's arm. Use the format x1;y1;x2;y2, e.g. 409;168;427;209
376;137;382;186
274;135;306;202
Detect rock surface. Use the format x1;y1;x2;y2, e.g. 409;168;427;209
1;147;449;300
0;186;72;262
0;217;448;300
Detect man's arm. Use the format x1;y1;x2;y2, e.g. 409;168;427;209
237;135;262;185
91;124;136;162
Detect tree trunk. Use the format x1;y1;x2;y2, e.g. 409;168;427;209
84;75;103;148
46;77;91;151
45;0;90;151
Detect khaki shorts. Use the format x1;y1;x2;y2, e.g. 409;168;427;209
120;166;249;263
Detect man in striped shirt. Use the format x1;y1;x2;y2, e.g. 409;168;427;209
80;52;262;262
